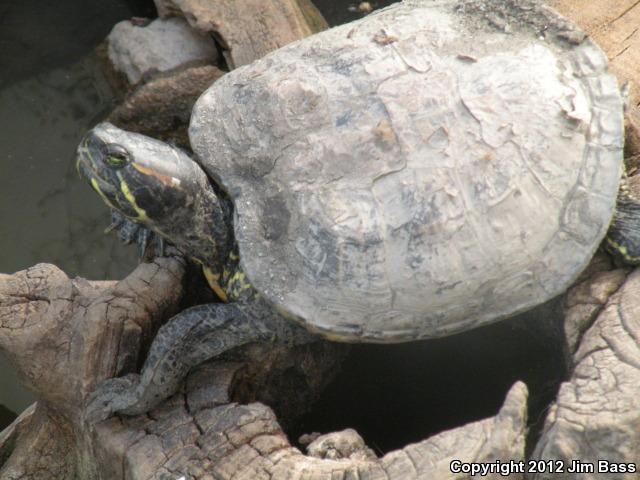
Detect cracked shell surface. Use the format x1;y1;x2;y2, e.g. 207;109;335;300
189;0;624;341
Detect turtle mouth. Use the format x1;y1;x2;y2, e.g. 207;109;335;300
77;126;195;227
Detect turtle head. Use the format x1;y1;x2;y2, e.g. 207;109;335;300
77;122;232;269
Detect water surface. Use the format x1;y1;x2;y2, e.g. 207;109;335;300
0;0;155;426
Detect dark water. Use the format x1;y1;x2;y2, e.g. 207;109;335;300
0;0;155;426
293;299;566;453
0;0;564;457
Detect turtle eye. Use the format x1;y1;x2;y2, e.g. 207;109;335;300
102;144;130;169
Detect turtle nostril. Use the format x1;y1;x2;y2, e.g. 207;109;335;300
82;130;101;150
78;131;107;168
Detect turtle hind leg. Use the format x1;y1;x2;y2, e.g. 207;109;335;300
105;209;165;259
85;301;315;421
606;195;640;265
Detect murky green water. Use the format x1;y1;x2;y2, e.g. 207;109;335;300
0;0;155;428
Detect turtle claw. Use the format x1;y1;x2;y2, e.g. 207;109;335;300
104;217;121;234
137;228;152;259
104;210;167;261
84;374;142;423
105;210;140;244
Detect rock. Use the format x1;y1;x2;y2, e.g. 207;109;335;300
153;0;328;68
306;428;377;460
107;17;217;84
353;2;374;14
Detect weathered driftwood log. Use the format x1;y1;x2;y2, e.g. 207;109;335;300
6;254;640;479
0;258;184;478
531;256;640;479
153;0;328;69
0;259;527;479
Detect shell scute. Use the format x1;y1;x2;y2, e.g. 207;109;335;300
190;0;623;341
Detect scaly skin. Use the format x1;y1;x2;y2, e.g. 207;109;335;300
78;123;315;419
85;298;312;420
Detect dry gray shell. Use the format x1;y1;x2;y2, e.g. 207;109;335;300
189;0;624;341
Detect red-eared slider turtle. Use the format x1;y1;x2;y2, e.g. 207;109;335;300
78;0;630;417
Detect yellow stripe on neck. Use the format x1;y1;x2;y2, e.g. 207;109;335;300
203;266;228;302
606;237;640;264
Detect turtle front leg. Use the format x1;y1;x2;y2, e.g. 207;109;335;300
106;210;165;259
86;301;315;421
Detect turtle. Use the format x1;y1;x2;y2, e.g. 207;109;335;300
77;0;635;418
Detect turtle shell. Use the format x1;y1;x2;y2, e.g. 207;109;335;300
189;0;624;341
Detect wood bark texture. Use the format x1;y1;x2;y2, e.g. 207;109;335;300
153;0;328;69
0;259;527;479
532;253;640;479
